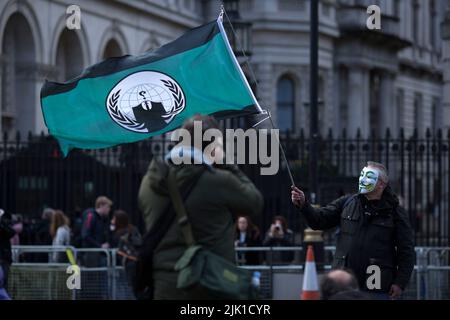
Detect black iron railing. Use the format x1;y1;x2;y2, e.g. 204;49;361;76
1;126;449;246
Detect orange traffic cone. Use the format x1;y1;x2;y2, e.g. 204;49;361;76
301;245;320;300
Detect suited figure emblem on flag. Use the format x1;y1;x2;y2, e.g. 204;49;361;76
106;71;186;133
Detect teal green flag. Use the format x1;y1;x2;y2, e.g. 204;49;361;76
41;17;262;156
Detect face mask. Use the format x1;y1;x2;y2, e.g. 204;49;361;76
358;167;379;194
110;224;116;232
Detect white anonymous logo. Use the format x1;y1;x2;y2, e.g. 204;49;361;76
106;71;185;133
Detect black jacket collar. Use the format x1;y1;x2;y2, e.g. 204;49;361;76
358;186;399;215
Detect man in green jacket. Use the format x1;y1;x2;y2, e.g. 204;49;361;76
138;115;263;299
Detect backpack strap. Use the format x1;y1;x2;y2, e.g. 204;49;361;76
83;208;96;229
167;167;200;247
134;164;205;298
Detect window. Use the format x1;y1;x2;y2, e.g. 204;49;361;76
431;97;441;131
18;176;48;190
102;39;123;60
415;178;423;211
56;29;84;81
318;76;326;133
277;76;295;132
430;0;437;48
433;179;441;212
369;71;381;135
1;53;11;112
413;0;420;43
279;0;303;11
321;1;331;17
394;0;401;17
339;67;349;130
1;13;37;135
414;93;422;135
396;89;404;132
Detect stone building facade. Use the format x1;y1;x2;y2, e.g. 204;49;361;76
0;0;449;138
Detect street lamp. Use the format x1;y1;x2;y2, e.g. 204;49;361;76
309;0;319;204
222;0;252;57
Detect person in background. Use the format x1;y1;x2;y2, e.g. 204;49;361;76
110;210;130;248
20;216;36;246
10;215;23;246
71;206;83;248
80;196;112;299
111;210;142;298
0;209;14;291
34;208;54;262
320;269;359;300
263;215;294;264
50;210;71;263
81;196;112;251
22;216;44;262
235;215;261;265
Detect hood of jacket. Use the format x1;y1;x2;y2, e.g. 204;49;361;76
381;185;400;208
146;146;213;196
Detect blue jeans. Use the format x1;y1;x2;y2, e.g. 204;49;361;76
0;264;11;300
0;263;9;289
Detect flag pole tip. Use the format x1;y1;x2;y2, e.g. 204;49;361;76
219;5;224;20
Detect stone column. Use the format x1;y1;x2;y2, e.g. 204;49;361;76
442;6;450;130
34;63;58;133
0;53;15;137
254;62;273;129
379;72;396;135
347;66;370;137
15;62;40;135
15;62;58;135
0;55;5;134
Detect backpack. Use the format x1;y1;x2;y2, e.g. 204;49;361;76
117;227;142;263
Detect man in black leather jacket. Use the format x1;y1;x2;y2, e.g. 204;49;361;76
291;161;415;299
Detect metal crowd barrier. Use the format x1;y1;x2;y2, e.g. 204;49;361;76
235;246;450;300
5;246;450;300
7;246;134;300
413;247;450;300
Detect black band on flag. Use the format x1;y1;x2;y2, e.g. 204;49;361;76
211;105;260;119
41;20;220;98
